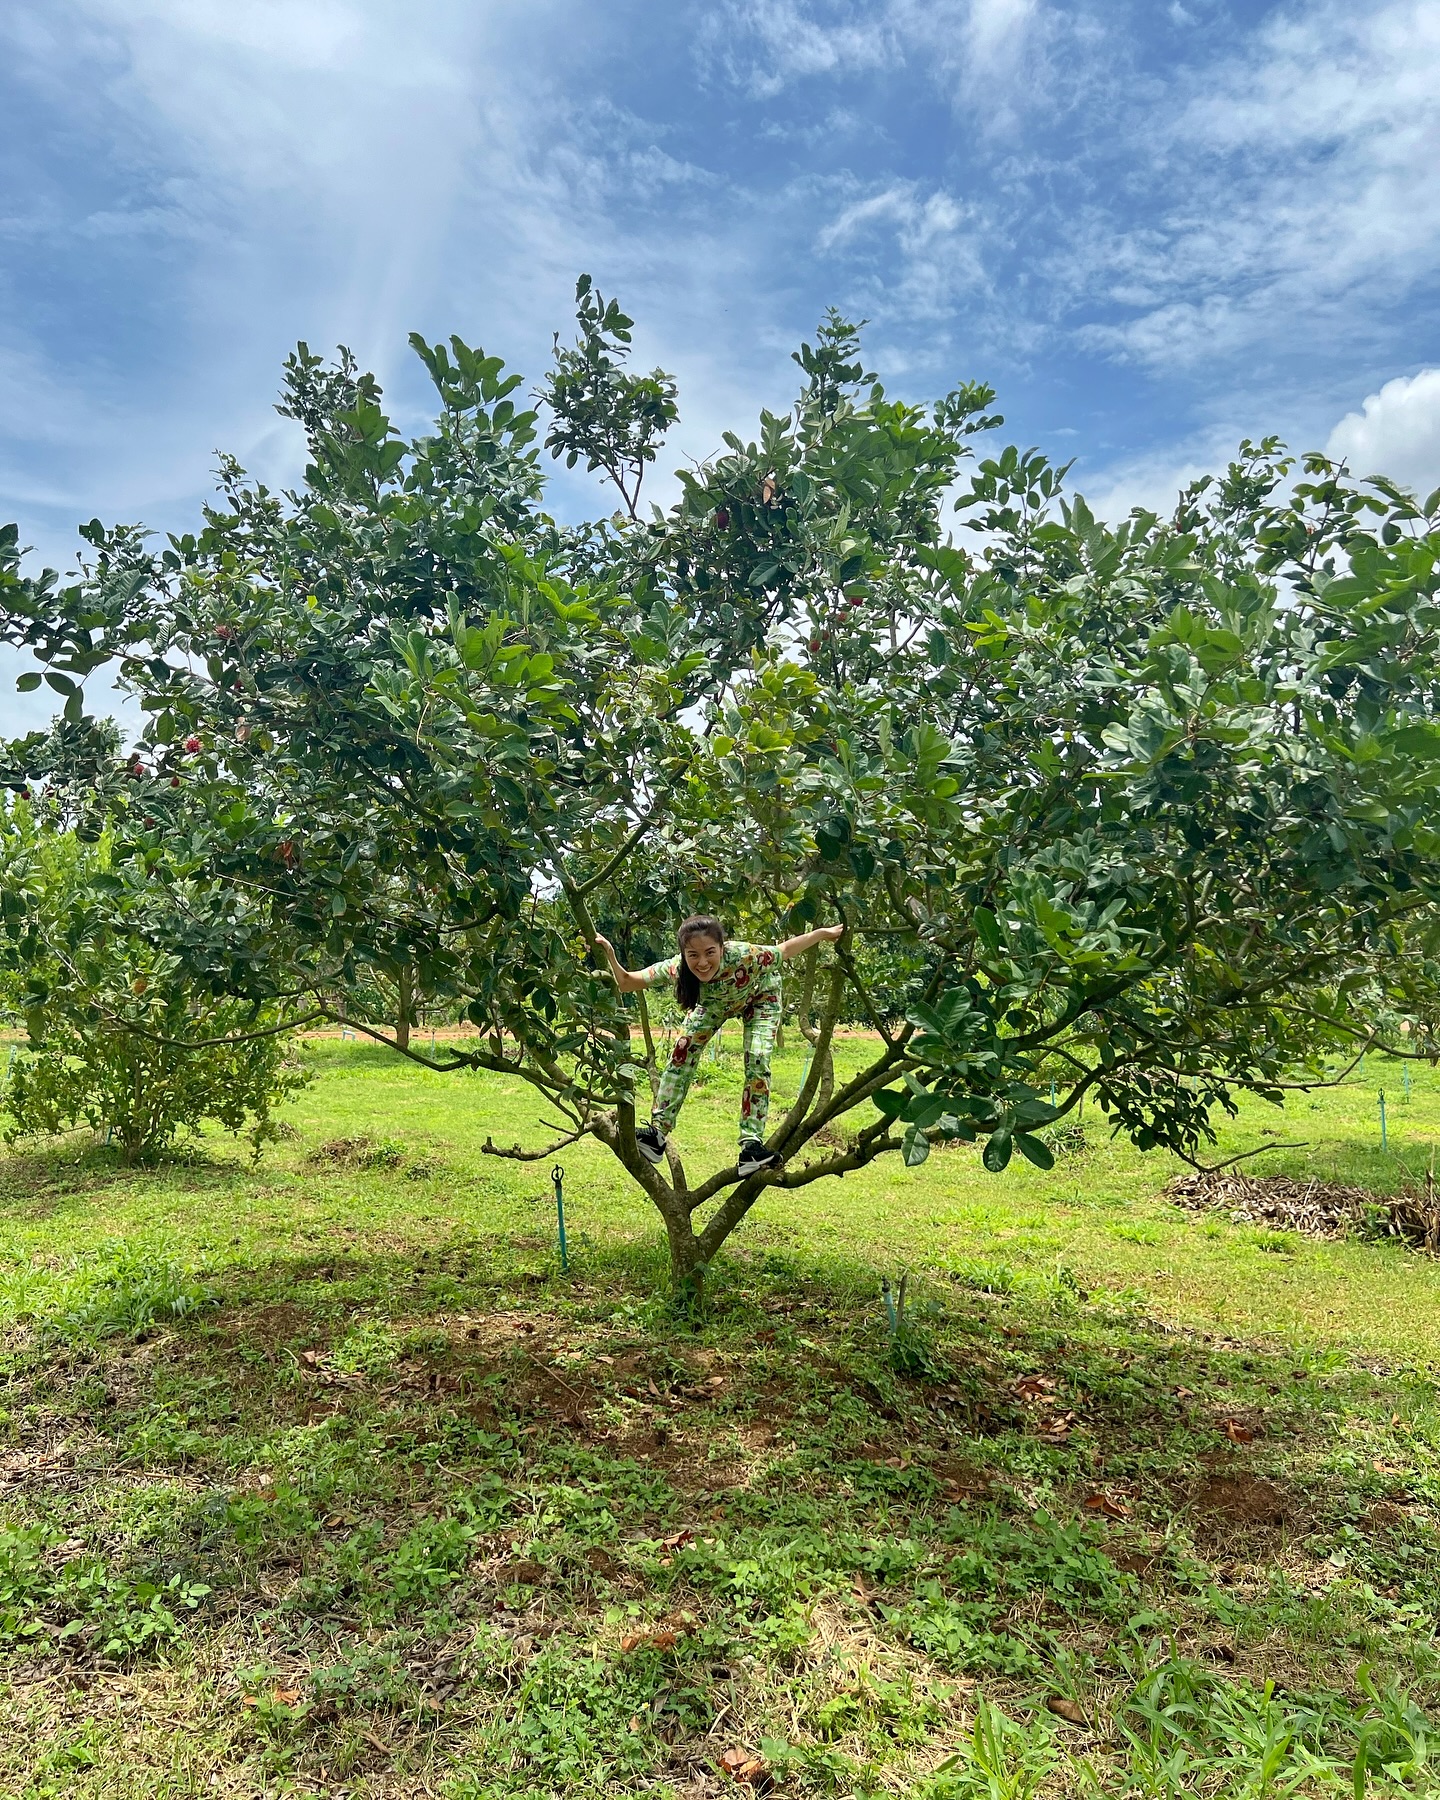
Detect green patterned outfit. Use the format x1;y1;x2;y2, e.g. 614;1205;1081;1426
637;941;783;1144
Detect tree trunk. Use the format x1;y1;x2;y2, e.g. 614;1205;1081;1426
396;965;413;1053
660;1205;707;1308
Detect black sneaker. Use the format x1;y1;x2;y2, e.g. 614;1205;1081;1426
737;1140;781;1177
635;1124;667;1166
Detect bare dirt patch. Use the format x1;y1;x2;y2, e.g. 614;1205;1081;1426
1188;1471;1299;1547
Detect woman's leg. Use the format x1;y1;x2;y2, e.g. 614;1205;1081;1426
652;1001;723;1134
740;997;781;1144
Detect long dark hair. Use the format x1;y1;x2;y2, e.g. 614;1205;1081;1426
674;915;725;1009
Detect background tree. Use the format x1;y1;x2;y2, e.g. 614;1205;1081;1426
4;284;1440;1289
0;804;309;1164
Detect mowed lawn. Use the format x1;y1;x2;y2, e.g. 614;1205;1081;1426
0;1033;1437;1797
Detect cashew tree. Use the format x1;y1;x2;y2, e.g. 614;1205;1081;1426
5;285;1440;1293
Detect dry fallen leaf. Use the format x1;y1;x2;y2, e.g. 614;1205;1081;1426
1175;1386;1196;1400
720;1746;770;1786
1221;1418;1256;1443
272;1686;303;1706
1083;1491;1131;1520
1014;1374;1057;1402
1046;1695;1086;1725
620;1627;679;1653
659;1528;693;1550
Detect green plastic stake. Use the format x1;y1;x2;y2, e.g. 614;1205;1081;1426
1403;1066;1412;1102
1379;1091;1387;1153
881;1277;898;1336
1049;1079;1057;1109
552;1163;569;1272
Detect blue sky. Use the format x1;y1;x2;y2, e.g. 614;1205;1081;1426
3;0;1440;728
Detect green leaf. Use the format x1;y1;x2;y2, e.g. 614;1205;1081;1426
982;1129;1013;1173
1015;1131;1054;1170
904;1094;951;1129
872;1087;908;1119
901;1124;931;1167
974;908;1001;955
15;671;41;692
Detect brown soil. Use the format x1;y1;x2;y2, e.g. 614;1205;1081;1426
1188;1471;1298;1545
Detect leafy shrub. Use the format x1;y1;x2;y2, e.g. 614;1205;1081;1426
3;982;309;1163
1040;1119;1089;1159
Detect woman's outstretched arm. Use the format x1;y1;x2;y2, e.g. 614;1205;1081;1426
593;933;649;993
778;923;845;960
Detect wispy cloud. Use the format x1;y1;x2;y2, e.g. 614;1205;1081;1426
1;0;1437;652
702;0;1052;123
1071;3;1440;378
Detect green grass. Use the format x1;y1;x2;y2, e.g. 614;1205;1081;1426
0;1033;1437;1796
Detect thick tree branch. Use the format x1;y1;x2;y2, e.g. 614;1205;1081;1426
481;1123;594;1162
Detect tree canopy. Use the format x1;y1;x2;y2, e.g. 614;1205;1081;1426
5;284;1440;1289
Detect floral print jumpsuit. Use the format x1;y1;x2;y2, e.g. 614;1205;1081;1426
636;941;783;1144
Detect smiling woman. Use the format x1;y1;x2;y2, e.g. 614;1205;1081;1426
593;918;846;1176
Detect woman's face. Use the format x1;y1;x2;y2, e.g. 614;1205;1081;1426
681;933;725;983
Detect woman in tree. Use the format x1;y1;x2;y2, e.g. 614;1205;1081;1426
594;916;845;1176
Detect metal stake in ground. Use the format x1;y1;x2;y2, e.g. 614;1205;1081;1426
552;1163;569;1272
1379;1091;1388;1154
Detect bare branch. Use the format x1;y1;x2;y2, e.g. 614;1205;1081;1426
1173;1141;1309;1175
326;1013;482;1072
773;964;844;1152
481;1124;594;1162
97;1006;328;1050
573;800;667;897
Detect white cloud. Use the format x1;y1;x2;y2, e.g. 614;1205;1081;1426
700;1;897;97
1326;369;1440;498
811;179;990;330
704;0;1048;118
1077;2;1440;375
